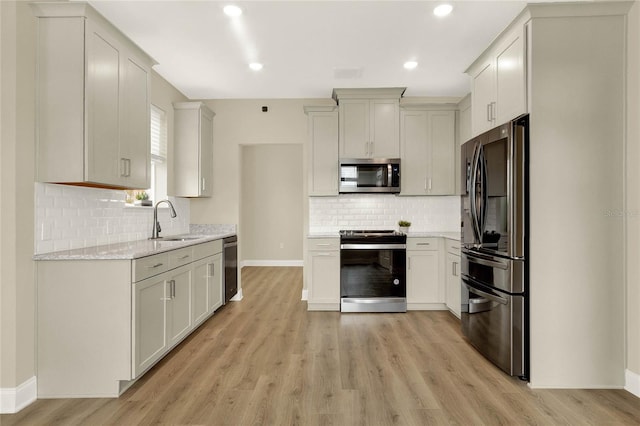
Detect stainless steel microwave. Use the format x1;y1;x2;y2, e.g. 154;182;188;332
339;158;400;193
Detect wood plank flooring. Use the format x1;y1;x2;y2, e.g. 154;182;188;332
3;266;639;425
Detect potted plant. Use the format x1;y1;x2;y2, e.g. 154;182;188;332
398;220;411;234
135;191;152;206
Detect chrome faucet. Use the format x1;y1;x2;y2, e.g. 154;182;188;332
150;199;177;239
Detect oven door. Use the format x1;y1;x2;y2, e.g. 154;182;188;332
340;243;406;312
461;276;525;377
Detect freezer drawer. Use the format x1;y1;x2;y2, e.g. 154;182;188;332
461;249;525;294
461;277;525;377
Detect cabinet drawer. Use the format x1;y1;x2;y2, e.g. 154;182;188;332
308;238;340;251
168;247;194;269
192;240;223;261
445;239;461;255
407;238;440;251
133;253;169;282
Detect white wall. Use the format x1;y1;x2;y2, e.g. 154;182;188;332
528;12;625;388
241;144;304;263
626;0;640;392
1;0;37;407
189;98;334;263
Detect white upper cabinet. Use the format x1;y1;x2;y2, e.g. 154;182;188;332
400;107;456;195
304;106;339;196
467;21;526;136
333;88;405;159
33;2;154;189
173;102;215;198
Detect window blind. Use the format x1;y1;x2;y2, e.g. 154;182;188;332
150;104;167;162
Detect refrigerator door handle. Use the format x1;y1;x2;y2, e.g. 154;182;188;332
470;143;483;244
463;281;508;305
479;145;488;236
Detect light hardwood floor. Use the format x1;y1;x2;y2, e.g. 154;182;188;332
3;266;639;425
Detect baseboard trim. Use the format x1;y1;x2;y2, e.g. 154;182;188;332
301;289;308;301
1;376;37;414
241;260;303;267
230;288;243;301
626;369;640;398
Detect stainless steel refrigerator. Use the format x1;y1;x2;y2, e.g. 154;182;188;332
460;114;528;379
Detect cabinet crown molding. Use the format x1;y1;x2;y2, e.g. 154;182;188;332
332;87;406;103
173;101;215;118
304;105;338;114
31;1;157;67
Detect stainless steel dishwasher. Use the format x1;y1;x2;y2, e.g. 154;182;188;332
223;235;238;304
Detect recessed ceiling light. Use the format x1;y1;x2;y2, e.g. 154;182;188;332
404;61;418;70
433;4;453;17
223;5;242;17
249;62;263;71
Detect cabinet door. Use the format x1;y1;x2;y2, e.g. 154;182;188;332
308;250;340;304
134;275;167;376
199;110;214;197
208;253;224;313
495;31;526;124
471;60;495;136
192;258;210;326
427;110;456;195
339;99;369;158
445;253;461;318
400;110;429;195
308;110;339;196
370;99;400;158
121;56;150;189
167;267;192;346
85;22;121;185
407;251;442;304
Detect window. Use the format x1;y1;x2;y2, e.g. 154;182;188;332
126;104;168;205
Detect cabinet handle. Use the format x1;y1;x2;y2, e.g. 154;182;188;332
178;254;190;260
486;104;492;122
120;158;126;177
453;261;459;277
147;262;164;269
168;279;176;298
126;158;131;177
416;242;430;246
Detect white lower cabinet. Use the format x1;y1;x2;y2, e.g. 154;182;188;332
192;253;224;326
445;239;461;319
406;238;444;310
36;238;226;397
307;238;340;310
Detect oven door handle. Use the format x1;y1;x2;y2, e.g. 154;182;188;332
340;244;407;250
462;280;508;305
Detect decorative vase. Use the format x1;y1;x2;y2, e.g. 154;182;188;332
399;226;409;234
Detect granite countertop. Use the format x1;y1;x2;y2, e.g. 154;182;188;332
406;232;461;241
307;231;461;241
34;224;236;261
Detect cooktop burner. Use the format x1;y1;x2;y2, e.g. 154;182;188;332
339;229;406;244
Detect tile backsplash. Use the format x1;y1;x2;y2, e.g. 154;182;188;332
35;183;190;254
309;194;460;233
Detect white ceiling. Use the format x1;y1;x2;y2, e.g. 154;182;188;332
87;0;527;100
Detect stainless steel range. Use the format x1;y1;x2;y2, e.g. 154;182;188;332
339;230;407;313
